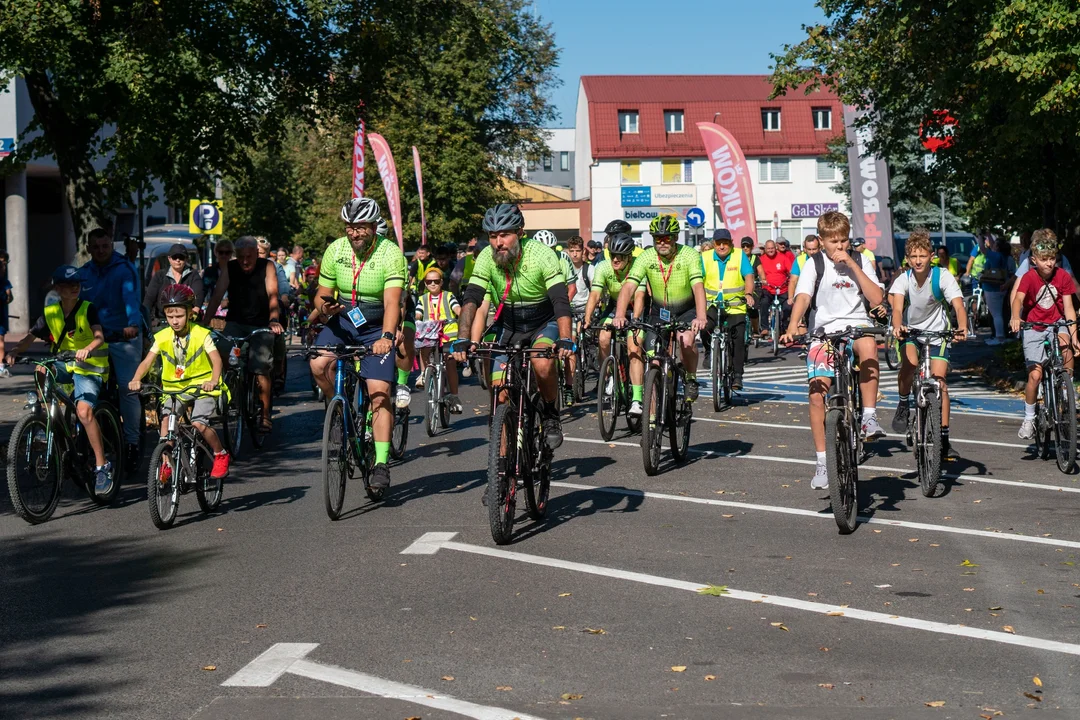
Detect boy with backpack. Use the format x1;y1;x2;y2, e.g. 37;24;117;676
780;211;886;490
887;229;968;458
1009;229;1079;440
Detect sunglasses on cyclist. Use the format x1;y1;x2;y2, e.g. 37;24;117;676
425;278;442;285
653;235;674;243
170;254;186;261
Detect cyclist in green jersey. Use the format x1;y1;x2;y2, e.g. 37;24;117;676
612;214;707;401
452;204;575;450
310;198;408;490
583;232;647;415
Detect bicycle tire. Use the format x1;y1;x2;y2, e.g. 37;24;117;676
195;446;223;513
487;402;517;544
573;352;586;403
6;414;62;524
390;404;409;460
918;395;942;498
621;349;641;434
477;359;489;391
641;367;664;476
885;338;900;371
438;368;451;429
771;308;780;356
87;405;123;505
711;337;722;413
1053;371;1077;473
321;397;349;519
669;393;691;462
524;402;551;521
598;354;619;441
721;335;734;407
221;381;244;459
825;408;858;534
425;370;440;437
246;378;265;450
147;441;180;530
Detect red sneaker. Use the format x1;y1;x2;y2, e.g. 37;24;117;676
159;461;172;485
211;451;231;479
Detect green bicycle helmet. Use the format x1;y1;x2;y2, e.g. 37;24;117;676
649;214;680;237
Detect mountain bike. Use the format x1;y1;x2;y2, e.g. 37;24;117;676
709;298;745;412
307;344;380;519
571;312;598;403
423;335;452;437
756;285;786;356
139;385;224;529
389;378;409;461
1022;320;1078;474
597;327;641;440
470;341;555;545
962;278;989;336
219;328;274;451
805;325;885;533
631;319;693;476
6;354;124;524
901;329;955;497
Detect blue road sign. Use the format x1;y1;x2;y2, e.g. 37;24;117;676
685;207;706;228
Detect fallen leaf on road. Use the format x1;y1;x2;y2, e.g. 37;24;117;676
925;700;945;707
1002;626;1015;634
960;559;979;567
582;628;606;635
818;683;834;689
973;500;982;504
988;606;1003;611
770;623;789;631
496;685;512;691
722;514;734;518
874;584;891;588
406;716;421;720
715;490;726;494
909;538;919;543
873;529;882;533
558;592;572;597
891;563;901;567
469;616;477;621
929;543;940;547
1023;692;1042;702
671;666;687;672
217;528;223;532
704;675;716;681
560;693;583;700
608;444;616;448
826;611;844;617
807;592;818;597
441;676;454;681
1033;676;1043;687
255;624;267;629
781;484;790;488
202;666;216;671
552;626;566;630
819;647;829;652
698;584;730;596
1037;589;1045;594
963;588;975;592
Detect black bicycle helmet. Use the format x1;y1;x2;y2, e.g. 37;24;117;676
604;219;632;235
481;204;524;233
608;232;635;257
159;284;197;309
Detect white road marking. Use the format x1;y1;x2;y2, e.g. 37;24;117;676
694;415;1031;450
563;436;1080;494
403;533;1080;658
694;390;1021;419
400;531;458;554
548;481;1080;550
223;640;548;720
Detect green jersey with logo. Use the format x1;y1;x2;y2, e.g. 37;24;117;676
467;238;565;332
627;244;703;315
318;236;407;305
591;259;634;301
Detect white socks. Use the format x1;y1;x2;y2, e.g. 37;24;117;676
1024;403;1036;421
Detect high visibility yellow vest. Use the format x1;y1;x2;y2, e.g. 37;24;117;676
154;324;221;396
701;248;749;315
462;254;476;285
795;252;808;272
44;301;109;378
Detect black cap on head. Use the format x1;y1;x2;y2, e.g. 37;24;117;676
168;243;188;258
712;229;732;242
740;237;753;248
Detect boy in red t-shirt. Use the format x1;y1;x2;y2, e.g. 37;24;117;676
1009;228;1078;439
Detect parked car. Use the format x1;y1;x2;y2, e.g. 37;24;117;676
116;225;207;289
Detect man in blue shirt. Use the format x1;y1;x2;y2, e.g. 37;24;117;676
702;230;756;389
80;227;144;469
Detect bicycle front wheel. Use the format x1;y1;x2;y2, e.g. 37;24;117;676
390;404;409;460
598;354;619;441
825;408;858;534
711;338;723;413
1053;371;1077;473
6;414;62;524
321;397;349;520
641;367;664;476
147;441;180;530
195;446;223;513
425;370;440;437
221;379;244;459
246;378;265;450
669;394;691;462
87;405;123;505
885;338;900;371
771;309;780;356
917;396;942;498
487;402;518;544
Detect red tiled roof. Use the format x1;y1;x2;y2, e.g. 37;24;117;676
581;75;842;159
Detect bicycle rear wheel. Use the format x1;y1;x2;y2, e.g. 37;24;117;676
917;396;942;498
195;446;223;513
321;397;349;520
246;378;265;450
825;408;858;534
487;402;518;544
524;402;551;521
598;354;619;440
220;379;244;459
641;367;664;476
87;405;123;505
390;404;409;460
885;338;900;371
6;414;62;524
1053;371;1077;473
147;441;180;530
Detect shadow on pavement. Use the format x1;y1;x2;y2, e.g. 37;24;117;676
511;479;646;542
0;534;213;718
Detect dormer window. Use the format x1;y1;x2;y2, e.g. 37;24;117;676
664;110;684;133
618;110;639;134
762;108;781;132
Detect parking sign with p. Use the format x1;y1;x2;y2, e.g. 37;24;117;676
188;199;223;235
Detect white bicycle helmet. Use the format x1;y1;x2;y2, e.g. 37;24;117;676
376;218;388;236
340;197;381;225
633;235;644;249
533;229;557;247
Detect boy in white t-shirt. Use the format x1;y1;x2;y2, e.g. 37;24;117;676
887;229;968;459
781;211;886;490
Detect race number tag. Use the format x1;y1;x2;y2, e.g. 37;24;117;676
659;308;671;322
346;306;367;329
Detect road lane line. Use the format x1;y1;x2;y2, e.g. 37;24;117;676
405;534;1080;658
692;390;1021;419
693;416;1031;449
221;643;319;686
548;481;1080;550
563;436;1080;494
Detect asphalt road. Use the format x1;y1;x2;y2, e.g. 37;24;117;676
2;337;1078;720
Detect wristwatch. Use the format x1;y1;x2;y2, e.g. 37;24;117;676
381;331;395;341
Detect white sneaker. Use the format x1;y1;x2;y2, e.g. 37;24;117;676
415;374;425;389
861;414;886;441
628;400;643;416
395;384;412;409
462;364;473;378
811;462;829;490
0;364;10;378
1018;418;1036;439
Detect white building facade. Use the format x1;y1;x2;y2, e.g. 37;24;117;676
575;75;847;247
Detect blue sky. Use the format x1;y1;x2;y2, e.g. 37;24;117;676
533;0;828;127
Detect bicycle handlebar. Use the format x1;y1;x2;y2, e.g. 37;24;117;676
218;327;275;343
902;328;959;341
467;342;555;360
302;344;370;359
794;325;886;345
137;383;215;398
13;352;78;366
626;319;693;334
1020;320;1078;330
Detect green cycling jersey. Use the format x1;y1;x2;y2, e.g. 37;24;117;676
627;244;703;315
318;235;407;304
591;258;634;301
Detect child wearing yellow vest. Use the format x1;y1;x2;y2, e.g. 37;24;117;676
9;265;113;494
129;284;231;479
414;268;462;413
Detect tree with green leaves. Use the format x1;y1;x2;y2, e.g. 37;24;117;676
772;1;1080;237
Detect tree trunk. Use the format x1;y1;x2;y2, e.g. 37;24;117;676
22;71;106;255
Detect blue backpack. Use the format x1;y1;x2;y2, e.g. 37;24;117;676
906;266;945;305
